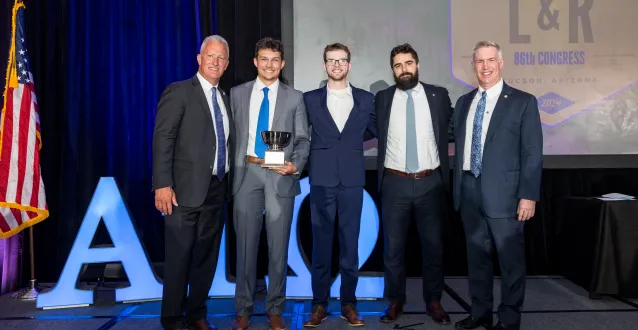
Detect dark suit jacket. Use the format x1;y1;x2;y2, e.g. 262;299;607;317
152;75;234;207
304;85;376;187
375;82;453;192
451;82;543;218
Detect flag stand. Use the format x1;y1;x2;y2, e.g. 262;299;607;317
11;227;40;300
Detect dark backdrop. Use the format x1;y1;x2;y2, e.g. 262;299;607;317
1;0;638;286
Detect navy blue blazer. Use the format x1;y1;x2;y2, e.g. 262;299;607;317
451;82;543;218
375;82;454;192
304;85;376;187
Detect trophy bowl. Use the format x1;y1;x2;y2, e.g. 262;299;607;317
260;131;292;151
260;131;292;168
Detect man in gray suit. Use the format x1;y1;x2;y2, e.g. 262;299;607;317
230;37;310;330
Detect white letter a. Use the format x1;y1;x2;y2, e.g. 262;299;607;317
37;178;163;308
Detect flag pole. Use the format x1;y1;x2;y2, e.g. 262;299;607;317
11;227;40;300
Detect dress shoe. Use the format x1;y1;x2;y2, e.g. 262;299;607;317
268;313;287;330
454;315;493;329
340;305;364;327
426;301;451;324
303;305;328;327
493;321;520;330
231;316;250;330
187;318;216;330
379;301;403;323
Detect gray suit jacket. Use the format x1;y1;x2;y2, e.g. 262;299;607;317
230;79;310;197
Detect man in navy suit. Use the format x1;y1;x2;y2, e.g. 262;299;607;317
302;43;376;328
375;44;452;325
451;41;543;330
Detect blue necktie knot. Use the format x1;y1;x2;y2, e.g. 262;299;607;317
470;91;487;177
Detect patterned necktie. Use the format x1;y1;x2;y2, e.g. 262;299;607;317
405;89;419;173
470;91;487;177
254;87;269;158
211;87;226;181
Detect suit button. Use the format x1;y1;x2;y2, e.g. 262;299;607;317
338;136;342;140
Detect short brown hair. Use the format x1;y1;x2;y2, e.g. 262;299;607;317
323;43;351;62
255;37;284;60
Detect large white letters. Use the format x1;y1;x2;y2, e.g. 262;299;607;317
38;177;383;308
37;178;163;309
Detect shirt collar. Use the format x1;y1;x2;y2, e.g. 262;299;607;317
327;82;352;97
254;77;279;94
478;78;503;100
412;82;423;94
196;72;218;92
397;81;423;95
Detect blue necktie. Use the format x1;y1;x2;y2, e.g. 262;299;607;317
254;87;269;158
470;91;487;177
405;89;419;173
211;87;226;181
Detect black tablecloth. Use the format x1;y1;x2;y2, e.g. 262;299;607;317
557;197;638;298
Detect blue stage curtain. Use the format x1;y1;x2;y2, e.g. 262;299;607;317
24;0;216;282
1;0;284;283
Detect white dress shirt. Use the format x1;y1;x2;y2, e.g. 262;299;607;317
326;83;354;132
463;78;504;171
384;83;440;172
196;72;229;175
247;78;280;157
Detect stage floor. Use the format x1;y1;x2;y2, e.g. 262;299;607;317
1;277;637;329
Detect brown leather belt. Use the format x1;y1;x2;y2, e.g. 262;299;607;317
386;167;438;179
246;155;264;164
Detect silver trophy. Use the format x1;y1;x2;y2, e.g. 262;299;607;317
260;131;292;168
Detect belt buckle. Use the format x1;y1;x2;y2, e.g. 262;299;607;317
412;171;421;179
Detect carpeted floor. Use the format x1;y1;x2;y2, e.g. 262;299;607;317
1;277;637;329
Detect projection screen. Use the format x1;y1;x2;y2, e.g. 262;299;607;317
292;0;638;157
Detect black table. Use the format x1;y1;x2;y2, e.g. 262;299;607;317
557;197;638;298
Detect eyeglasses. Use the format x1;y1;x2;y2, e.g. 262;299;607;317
325;58;349;66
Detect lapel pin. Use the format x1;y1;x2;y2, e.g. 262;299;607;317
432;93;435;96
504;95;508;98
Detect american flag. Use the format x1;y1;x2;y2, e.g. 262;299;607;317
0;1;48;239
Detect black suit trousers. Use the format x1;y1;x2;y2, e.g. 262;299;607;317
381;169;445;304
160;175;227;326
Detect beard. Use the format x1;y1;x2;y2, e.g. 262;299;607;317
394;70;419;90
327;70;348;82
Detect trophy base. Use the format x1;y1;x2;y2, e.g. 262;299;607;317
261;163;288;169
261;150;286;168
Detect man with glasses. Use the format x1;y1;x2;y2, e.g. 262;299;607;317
302;43;376;327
